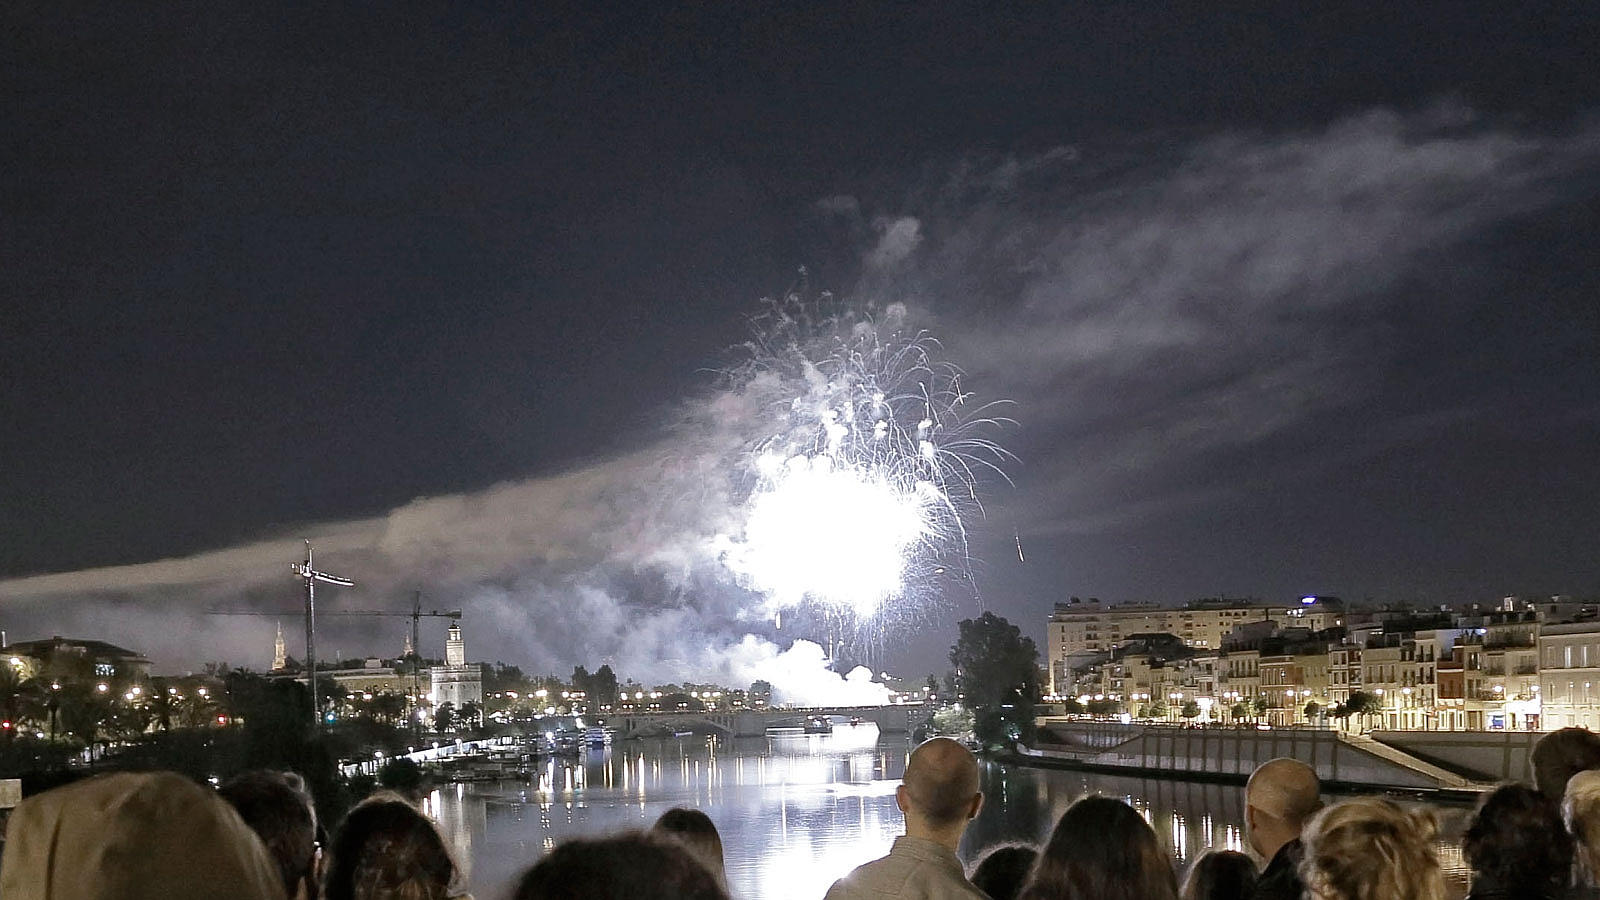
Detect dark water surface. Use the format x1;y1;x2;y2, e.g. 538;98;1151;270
426;728;1471;900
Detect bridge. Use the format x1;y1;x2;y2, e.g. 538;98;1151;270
611;703;924;738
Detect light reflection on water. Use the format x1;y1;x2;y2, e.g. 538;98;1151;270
426;730;1473;900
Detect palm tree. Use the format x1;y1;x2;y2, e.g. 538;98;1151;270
145;678;175;732
56;683;112;756
176;693;219;729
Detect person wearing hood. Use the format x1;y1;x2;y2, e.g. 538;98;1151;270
0;770;285;900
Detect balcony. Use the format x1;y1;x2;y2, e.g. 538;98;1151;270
1516;664;1538;675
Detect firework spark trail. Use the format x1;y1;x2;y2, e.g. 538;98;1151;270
713;288;1015;658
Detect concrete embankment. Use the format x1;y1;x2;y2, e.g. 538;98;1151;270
1021;719;1483;797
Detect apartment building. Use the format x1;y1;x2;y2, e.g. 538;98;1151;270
1045;597;1341;694
1540;621;1600;730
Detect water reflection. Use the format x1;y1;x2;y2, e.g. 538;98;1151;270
428;731;1471;899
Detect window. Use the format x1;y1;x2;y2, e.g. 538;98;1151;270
94;663;115;676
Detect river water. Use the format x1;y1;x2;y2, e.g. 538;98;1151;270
425;727;1471;900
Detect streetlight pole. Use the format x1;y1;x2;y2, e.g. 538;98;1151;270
292;541;354;730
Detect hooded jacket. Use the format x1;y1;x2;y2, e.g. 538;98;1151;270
1;770;285;900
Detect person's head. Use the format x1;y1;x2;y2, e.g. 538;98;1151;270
652;807;726;888
220;769;321;900
1019;796;1178;900
324;793;463;900
1180;850;1258;900
897;737;983;845
514;830;730;900
969;843;1038;900
1564;769;1600;886
1244;758;1322;860
1463;783;1571;894
1298;797;1444;900
0;770;284;900
1533;727;1600;800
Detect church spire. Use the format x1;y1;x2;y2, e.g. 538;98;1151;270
272;620;287;671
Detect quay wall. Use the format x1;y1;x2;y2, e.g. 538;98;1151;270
1028;720;1475;791
1369;730;1541;783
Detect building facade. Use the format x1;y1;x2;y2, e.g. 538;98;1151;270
1540;621;1600;730
1045;598;1343;695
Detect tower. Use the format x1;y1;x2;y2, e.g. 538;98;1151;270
445;622;465;667
403;628;414;659
272;621;287;671
430;621;481;710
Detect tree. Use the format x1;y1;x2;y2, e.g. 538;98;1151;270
459;701;482;731
749;680;773;699
176;693;219;729
592;665;619;707
949;612;1040;709
0;666;27;738
1230;702;1250;721
433;702;456;733
925;674;939;699
949;612;1040;747
1086;699;1122;716
1060;697;1085;715
1342;690;1382;729
1252;697;1270;721
378;758;425;800
1180;700;1201;720
1145;700;1169;720
370;693;407;725
1303;701;1323;722
930;706;974;735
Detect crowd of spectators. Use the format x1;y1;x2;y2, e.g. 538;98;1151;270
13;727;1600;899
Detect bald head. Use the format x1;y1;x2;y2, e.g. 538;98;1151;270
901;738;982;827
1247;758;1323;830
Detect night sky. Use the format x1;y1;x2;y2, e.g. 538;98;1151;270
4;4;1600;683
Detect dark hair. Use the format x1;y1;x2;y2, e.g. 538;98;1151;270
653;808;726;886
1532;728;1600;799
970;843;1038;900
514;830;730;900
218;770;319;899
1181;850;1257;900
324;795;462;900
1019;796;1178;900
1463;783;1572;895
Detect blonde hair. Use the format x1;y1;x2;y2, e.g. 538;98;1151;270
1564;769;1600;886
1298;797;1445;900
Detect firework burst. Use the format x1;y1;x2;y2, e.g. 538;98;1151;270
715;284;1014;637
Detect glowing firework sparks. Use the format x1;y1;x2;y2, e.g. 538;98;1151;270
715;288;1013;625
